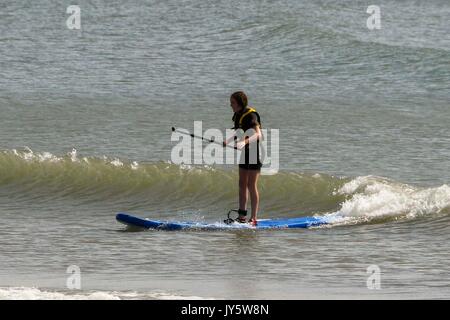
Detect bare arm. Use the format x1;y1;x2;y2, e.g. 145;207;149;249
242;125;262;146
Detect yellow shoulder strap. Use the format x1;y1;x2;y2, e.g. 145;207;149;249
239;107;256;125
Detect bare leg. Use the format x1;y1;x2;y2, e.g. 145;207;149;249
247;170;260;221
239;168;249;213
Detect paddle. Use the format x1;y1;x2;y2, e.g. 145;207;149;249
171;127;238;149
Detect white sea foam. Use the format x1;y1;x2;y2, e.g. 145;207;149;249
110;158;124;167
131;161;139;170
6;147;142;171
69;148;78;162
0;287;120;300
333;176;450;220
0;287;213;300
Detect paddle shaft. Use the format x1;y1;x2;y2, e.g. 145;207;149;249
172;127;238;150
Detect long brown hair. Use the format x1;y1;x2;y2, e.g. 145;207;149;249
231;91;248;109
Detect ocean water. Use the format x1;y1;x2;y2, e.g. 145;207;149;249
0;0;449;299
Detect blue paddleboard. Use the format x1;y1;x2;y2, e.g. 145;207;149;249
116;213;328;230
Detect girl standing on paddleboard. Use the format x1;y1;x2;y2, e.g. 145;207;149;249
223;91;262;226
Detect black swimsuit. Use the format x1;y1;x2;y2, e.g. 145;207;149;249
233;108;262;171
